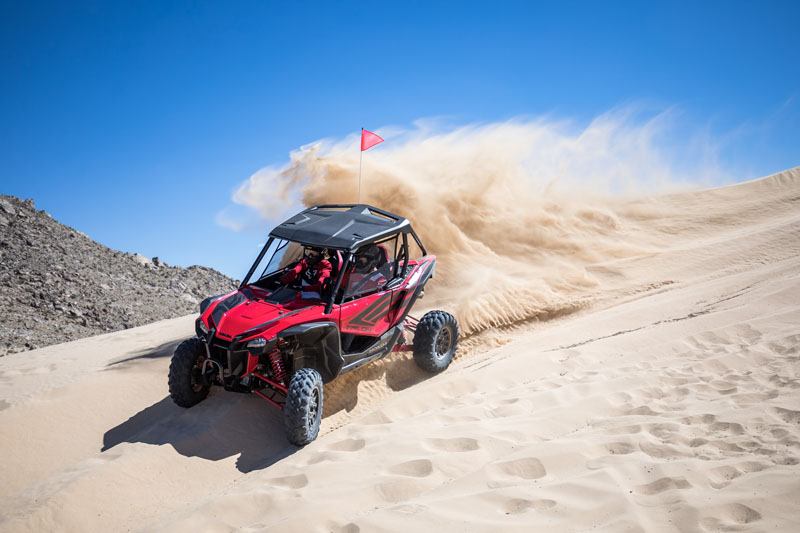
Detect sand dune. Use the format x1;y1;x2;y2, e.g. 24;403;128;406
1;167;799;532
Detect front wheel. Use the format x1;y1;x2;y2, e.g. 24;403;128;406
168;337;210;407
284;368;324;446
413;310;459;373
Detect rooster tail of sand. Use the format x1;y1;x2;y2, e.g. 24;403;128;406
231;118;708;334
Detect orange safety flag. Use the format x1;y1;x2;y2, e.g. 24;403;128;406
360;129;384;151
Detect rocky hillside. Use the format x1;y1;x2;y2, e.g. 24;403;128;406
0;195;237;355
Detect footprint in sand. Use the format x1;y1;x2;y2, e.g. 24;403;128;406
639;440;686;459
709;421;745;435
328;438;366;452
732;391;778;405
490;457;546;480
710;440;747;453
700;503;762;530
635;476;691;495
772;406;800;424
388;459;434;478
499;397;520;405
671;386;691;398
608;392;633;408
768;375;799;389
424;437;480;452
707;465;741;489
768;335;800;356
605;441;636;455
488;403;524;418
604;424;642;435
502;498;556;515
771;455;799;465
328;522;360;533
663;375;691;387
682;413;717;425
306;451;338;465
375;478;424;503
646;422;681;440
769;427;790;438
738;461;768;473
709;381;738;394
704;460;768;490
733;324;762;345
627;405;660;416
266;473;308;489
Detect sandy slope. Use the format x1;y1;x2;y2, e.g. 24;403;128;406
0;168;799;532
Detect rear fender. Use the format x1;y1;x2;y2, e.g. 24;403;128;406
389;257;436;326
278;322;343;383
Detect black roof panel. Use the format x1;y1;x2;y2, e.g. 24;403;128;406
270;204;410;251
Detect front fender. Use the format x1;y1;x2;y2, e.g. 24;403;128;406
279;321;343;383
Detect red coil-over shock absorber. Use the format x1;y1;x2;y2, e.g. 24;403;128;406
267;348;287;385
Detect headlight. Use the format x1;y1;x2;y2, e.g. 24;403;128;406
197;320;209;335
246;337;267;349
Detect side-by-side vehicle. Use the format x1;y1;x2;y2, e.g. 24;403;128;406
168;204;459;445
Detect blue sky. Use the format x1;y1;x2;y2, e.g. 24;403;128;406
2;1;798;278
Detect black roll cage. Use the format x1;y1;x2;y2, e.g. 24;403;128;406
240;227;427;315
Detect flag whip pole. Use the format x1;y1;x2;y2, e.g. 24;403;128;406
358;128;363;203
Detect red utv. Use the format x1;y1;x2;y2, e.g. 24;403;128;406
168;204;459;445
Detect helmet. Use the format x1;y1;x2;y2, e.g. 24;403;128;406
355;245;382;273
304;246;325;263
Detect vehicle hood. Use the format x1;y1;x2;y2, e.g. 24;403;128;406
201;289;323;341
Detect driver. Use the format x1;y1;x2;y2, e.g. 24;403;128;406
280;246;332;299
343;244;387;295
355;244;383;275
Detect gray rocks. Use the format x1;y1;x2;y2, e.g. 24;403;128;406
0;195;237;356
0;199;16;216
132;253;152;267
180;293;199;304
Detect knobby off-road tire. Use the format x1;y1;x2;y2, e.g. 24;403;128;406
284;367;324;446
168;337;210;408
413;310;459;373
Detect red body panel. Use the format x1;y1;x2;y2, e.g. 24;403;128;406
339;291;396;335
202;291;328;344
200;256;435;343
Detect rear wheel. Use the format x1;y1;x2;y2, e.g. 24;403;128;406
284;368;324;446
168;337;210;407
413;310;459;373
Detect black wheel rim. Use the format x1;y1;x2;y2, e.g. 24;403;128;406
435;327;453;359
308;388;320;421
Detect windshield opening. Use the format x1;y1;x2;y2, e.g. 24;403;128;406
244;239;343;304
245;238;305;284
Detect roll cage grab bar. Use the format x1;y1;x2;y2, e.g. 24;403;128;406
239;229;427;315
